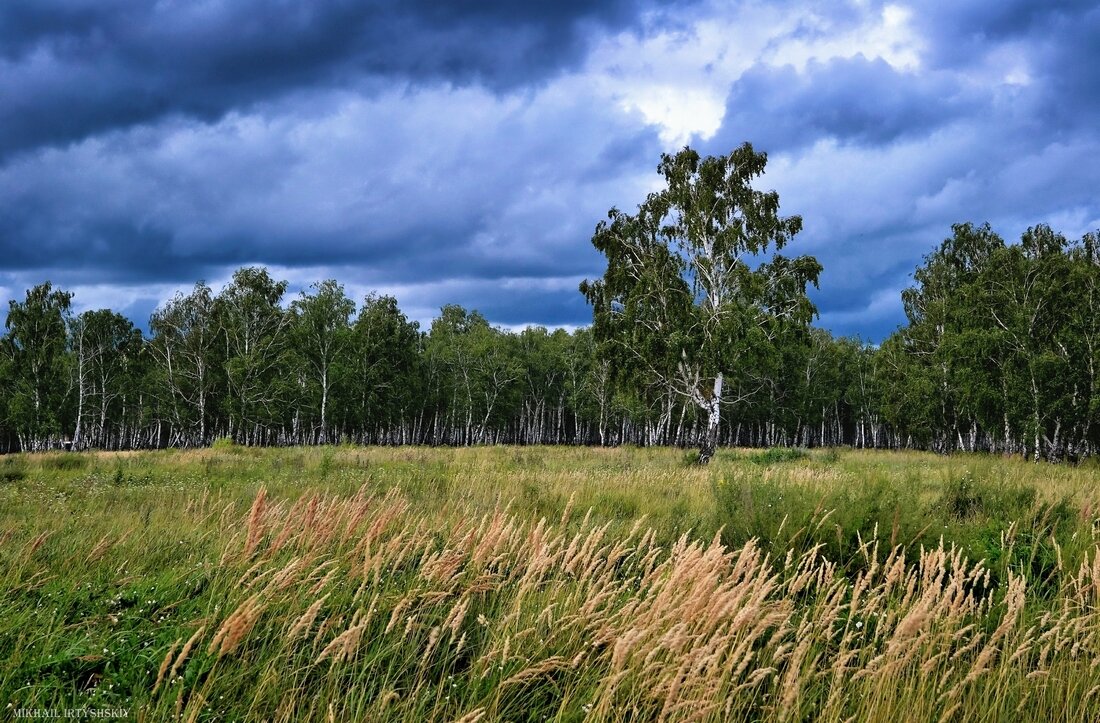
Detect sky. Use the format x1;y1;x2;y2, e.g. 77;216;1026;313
1;0;1098;342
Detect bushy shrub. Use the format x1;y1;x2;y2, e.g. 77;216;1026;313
747;447;809;465
0;457;26;482
682;449;702;466
936;470;1036;521
111;466;154;487
210;436;242;453
713;470;927;570
712;468;812;552
714;464;1086;585
43;453;87;471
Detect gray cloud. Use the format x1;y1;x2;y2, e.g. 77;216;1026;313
1;0;1098;342
0;0;684;159
694;0;1100;339
716;57;981;153
0;76;662;327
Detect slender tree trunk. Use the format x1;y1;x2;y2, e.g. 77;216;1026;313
1031;372;1041;462
73;344;86;450
98;386;109;449
320;366;328;445
698;373;724;464
198;382;206;446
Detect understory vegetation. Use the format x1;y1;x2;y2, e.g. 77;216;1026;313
2;446;1098;721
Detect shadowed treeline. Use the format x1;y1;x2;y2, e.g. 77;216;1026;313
0;222;1097;459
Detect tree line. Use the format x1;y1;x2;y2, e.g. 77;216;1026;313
1;225;1095;461
1;146;1097;460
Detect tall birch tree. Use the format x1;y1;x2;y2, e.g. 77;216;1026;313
70;309;139;448
149;282;220;445
5;283;73;450
290;280;354;444
216;267;290;443
582;143;821;462
350;294;421;443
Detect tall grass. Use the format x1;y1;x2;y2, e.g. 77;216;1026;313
1;447;1099;721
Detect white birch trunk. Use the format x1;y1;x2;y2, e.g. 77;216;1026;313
698;372;723;464
320;367;328;445
73;334;86;450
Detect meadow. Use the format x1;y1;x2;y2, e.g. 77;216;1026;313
1;445;1098;722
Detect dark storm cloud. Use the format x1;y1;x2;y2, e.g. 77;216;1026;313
1024;8;1100;130
2;0;1099;340
0;0;683;159
903;0;1100;134
0;77;658;322
910;0;1097;54
717;57;979;153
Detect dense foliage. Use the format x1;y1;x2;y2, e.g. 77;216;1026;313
581;144;821;463
1;223;1097;459
881;222;1100;461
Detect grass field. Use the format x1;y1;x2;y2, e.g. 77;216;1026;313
1;445;1099;721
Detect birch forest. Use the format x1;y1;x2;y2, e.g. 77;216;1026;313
1;222;1098;460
